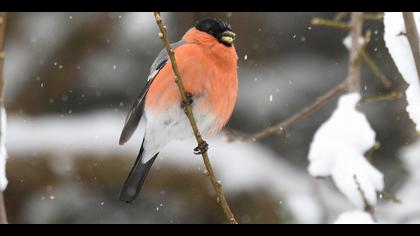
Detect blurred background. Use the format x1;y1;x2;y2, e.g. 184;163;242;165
2;12;419;224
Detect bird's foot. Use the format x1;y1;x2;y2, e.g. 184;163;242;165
194;141;209;155
181;92;194;109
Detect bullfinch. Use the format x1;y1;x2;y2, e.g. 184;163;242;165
119;18;238;203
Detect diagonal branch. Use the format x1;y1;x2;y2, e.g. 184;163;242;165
402;12;420;83
359;48;391;88
225;81;348;142
153;12;237;224
354;175;377;221
226;13;383;143
0;11;8;225
311;17;350;30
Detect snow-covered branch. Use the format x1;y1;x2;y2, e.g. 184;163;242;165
308;13;385;223
308;93;384;210
402;13;420;83
384;12;420;132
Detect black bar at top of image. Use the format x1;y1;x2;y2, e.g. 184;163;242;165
0;0;419;12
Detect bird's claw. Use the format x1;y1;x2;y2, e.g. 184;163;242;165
194;141;209;155
181;92;194;109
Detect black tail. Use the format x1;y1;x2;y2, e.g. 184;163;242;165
120;140;158;203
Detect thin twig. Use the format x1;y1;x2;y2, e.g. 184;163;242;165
363;13;384;21
379;191;402;204
312;12;384;30
314;15;390;89
153;12;237;224
360;49;392;88
402;12;420;83
358;29;391;89
311;18;350;30
0;12;8;225
354;175;377;221
334;12;348;21
226;87;401;142
225;82;348;142
361;92;402;103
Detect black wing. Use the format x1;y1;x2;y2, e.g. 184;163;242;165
119;40;185;145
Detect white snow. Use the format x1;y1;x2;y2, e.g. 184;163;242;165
6;111;331;223
286;194;323;224
7;112;315;196
308;93;384;208
7;109;396;223
334;211;375;224
0;107;8;191
384;12;420;132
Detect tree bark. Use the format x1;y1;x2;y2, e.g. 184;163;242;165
0;11;8;224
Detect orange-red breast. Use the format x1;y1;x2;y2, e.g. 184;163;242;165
119;18;238;203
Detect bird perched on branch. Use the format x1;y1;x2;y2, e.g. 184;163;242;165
119;18;238;203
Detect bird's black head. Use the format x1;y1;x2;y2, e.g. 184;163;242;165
195;18;236;47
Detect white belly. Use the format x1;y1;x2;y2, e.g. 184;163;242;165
141;102;217;163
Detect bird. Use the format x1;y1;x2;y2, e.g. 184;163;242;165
119;18;238;203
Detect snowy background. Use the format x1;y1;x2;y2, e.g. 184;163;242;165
1;12;419;224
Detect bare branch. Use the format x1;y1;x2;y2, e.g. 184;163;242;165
153;12;237;224
0;11;8;225
349;13;381;221
0;12;6;101
225;82;348;142
227;13;392;143
334;12;349;21
363;13;384;21
361;92;402;103
311;18;350;30
354;175;377;221
402;12;420;83
313;15;390;89
379;191;402;204
347;12;364;93
360;48;392;88
0;193;6;224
